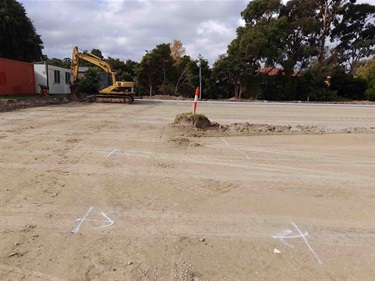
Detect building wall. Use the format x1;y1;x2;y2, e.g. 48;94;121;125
34;63;48;94
34;64;71;94
46;65;71;94
0;58;36;95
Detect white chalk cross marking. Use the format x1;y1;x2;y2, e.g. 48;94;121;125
221;139;250;160
272;222;322;264
106;149;117;157
72;207;114;234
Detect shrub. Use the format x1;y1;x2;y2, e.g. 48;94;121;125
77;68;100;94
331;73;368;100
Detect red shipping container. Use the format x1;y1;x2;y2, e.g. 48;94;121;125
0;58;36;95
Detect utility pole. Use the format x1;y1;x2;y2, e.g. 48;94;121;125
199;58;202;99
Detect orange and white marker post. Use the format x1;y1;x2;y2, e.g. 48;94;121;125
193;87;199;114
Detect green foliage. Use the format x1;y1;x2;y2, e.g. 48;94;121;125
123;59;138;77
135;42;206;97
331;73;368;100
70;48;103;69
332;3;375;74
170;55;196;97
106;57;126;70
91;49;103;59
46;58;70;68
153;43;174;90
193;113;207;119
77;68;100;94
244;76;263;100
158;84;175;96
0;0;43;62
299;73;338;101
118;72;133;82
260;74;300;101
280;0;320;71
241;0;282;24
213;33;258;99
239;0;287;66
135;51;159;96
135;43;175;95
356;59;375;100
297;60;342;101
183;112;207;119
191;55;212;98
365;79;375;101
315;0;355;62
105;56;137;82
0;94;39;100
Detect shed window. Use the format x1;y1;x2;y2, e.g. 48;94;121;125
65;72;70;84
54;70;60;84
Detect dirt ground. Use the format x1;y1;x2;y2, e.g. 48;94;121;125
0;100;374;281
0;96;70;113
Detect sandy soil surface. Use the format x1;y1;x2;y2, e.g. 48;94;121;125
0;101;374;281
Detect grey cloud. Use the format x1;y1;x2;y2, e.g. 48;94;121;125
19;0;245;63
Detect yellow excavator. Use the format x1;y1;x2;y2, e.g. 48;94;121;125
70;46;135;103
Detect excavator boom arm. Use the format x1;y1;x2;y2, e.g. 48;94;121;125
70;47;115;84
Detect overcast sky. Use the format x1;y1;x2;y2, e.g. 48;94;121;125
19;0;374;65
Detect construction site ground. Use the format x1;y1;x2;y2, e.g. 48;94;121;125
0;100;374;281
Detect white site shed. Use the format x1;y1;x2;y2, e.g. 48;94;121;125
34;63;71;94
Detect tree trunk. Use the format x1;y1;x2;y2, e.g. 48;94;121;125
349;48;359;75
162;62;167;87
319;2;329;62
149;76;153;96
234;83;241;99
174;67;189;96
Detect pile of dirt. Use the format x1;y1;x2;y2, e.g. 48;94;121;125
170;114;375;137
145;95;186;100
141;95;375;104
0;96;70;113
173;113;214;129
216;123;375;136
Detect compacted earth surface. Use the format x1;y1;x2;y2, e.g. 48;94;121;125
0;100;374;280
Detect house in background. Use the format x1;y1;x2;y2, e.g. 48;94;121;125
257;67;300;86
34;63;71;94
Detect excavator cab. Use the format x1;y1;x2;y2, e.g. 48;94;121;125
98;72;112;91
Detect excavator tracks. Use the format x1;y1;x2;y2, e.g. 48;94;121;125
87;95;134;104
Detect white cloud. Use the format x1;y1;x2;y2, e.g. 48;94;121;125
19;0;247;64
197;21;232;36
238;18;245;27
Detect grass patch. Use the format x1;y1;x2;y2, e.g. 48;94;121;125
0;94;39;101
0;94;70;101
174;112;211;129
183;112;207;119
